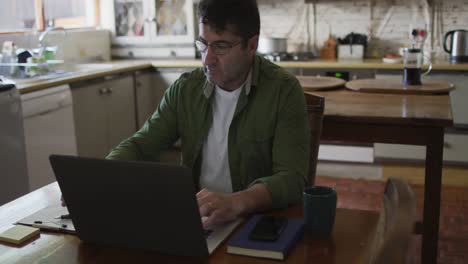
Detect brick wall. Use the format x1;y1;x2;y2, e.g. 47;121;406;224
258;0;468;60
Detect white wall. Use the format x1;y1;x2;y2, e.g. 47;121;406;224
258;0;468;60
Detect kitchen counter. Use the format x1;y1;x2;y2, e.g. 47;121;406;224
150;58;468;71
16;60;153;94
15;58;468;94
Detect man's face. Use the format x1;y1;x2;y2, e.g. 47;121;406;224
198;23;258;91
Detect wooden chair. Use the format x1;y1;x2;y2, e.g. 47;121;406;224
304;93;325;186
366;178;417;264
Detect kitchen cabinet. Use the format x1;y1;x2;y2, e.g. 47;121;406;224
71;73;136;159
151;68;193;163
134;68;160;128
105;0;195;45
134;68;190;128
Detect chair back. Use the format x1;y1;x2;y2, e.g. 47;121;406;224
367;178;416;264
304;93;325;186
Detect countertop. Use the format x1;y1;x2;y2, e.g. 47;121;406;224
150;58;468;70
15;60;153;94
15;58;468;94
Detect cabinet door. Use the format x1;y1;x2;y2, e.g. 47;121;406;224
107;75;137;151
108;0;154;44
150;0;195;44
105;0;195;45
72;82;109;158
135;71;160;128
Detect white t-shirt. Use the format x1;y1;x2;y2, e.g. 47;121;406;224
199;85;243;193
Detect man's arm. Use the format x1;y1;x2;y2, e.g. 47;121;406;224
106;81;180;161
249;77;310;208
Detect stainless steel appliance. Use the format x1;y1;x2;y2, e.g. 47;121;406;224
444;29;468;63
0;77;29;205
257;37;288;54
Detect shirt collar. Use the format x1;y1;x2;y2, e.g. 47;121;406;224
203;58;258;98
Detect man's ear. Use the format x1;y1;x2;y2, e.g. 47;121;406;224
248;35;259;56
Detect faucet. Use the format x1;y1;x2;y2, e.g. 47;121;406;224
38;26;66;57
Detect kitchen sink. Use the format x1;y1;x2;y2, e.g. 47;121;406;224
11;63;115;84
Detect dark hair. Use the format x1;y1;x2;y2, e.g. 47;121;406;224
198;0;260;45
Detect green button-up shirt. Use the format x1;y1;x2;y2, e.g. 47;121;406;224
107;55;310;209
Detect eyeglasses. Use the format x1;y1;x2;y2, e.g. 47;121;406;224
194;39;241;55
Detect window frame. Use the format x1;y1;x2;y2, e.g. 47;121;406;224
0;0;100;34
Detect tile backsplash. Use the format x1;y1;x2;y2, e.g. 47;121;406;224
0;29;111;63
258;0;468;60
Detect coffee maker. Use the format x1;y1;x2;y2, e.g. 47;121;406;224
402;48;432;86
444;29;468;63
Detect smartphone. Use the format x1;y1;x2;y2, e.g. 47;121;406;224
248;215;288;242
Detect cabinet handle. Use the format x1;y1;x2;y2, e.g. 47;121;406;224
136;81;142;88
444;141;452;148
99;88;112;95
145;17;156;23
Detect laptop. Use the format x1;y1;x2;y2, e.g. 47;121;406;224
49;154;241;257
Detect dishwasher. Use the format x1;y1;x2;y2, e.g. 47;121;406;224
21;84;77;191
0;77;29;205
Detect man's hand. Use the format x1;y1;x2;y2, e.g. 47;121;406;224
197;189;244;228
196;184;272;228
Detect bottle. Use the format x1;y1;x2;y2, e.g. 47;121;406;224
320;35;337;60
1;41;19;77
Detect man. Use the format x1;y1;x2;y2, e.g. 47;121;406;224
107;0;310;227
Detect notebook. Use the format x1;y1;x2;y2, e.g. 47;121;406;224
49;154;241;257
227;214;304;260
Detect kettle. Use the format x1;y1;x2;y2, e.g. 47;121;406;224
444;29;468;63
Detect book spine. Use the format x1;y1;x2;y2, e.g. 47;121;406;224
283;224;305;257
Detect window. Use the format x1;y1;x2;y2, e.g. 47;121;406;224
0;0;36;32
0;0;98;33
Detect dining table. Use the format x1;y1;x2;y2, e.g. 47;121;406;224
307;88;453;264
0;182;379;264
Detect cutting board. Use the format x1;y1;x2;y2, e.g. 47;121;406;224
345;79;455;95
297;76;346;91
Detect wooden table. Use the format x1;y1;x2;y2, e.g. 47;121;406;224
0;182;379;263
308;89;453;264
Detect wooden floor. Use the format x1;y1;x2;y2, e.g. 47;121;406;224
317;161;468;264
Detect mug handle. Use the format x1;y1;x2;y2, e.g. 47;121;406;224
421;54;432;76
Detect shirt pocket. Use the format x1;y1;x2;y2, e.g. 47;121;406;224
238;133;274;185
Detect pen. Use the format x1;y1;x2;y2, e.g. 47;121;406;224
32;223;61;231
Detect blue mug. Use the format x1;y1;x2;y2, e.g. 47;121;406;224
303;186;337;239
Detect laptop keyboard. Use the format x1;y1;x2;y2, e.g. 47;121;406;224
203;229;213;238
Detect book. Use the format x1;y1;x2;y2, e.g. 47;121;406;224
226;214;304;260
